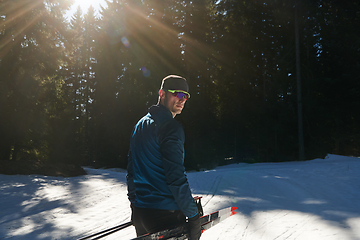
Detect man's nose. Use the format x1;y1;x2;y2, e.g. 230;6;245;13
179;96;186;102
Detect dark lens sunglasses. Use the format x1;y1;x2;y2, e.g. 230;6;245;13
167;90;190;100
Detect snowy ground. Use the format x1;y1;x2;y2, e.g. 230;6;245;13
1;154;360;240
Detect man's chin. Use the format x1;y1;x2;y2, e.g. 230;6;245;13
174;109;182;115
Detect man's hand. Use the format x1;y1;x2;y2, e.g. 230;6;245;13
188;213;201;240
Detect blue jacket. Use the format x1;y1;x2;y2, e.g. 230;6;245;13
127;104;198;218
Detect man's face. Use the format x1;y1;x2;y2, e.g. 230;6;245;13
160;90;187;118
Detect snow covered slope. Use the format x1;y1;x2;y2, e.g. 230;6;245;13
1;154;359;239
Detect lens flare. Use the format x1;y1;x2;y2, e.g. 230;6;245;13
141;67;151;77
121;37;130;48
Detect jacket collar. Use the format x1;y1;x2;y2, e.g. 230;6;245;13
148;104;173;121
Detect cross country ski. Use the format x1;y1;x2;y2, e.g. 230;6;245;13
131;206;237;240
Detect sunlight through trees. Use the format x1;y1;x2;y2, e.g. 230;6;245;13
0;0;359;171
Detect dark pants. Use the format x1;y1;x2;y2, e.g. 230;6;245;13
131;205;186;236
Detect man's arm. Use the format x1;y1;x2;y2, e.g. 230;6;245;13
159;120;199;218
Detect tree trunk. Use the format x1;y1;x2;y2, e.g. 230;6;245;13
295;2;305;161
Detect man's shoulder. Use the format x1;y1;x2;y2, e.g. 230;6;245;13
158;118;185;143
149;105;173;124
147;105;184;136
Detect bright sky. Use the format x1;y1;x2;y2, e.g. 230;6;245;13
66;0;107;20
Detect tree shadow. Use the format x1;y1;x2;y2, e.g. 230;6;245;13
0;169;128;240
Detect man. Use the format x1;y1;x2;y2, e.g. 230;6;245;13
127;75;201;240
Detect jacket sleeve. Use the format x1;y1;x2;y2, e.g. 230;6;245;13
126;149;136;204
158;120;199;218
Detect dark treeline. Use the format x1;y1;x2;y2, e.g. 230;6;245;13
0;0;359;172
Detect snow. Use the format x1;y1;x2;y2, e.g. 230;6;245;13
1;154;360;240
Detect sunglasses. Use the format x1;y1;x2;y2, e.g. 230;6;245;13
167;89;190;100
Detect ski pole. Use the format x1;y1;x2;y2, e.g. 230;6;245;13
77;221;133;240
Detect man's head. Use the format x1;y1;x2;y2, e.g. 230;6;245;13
158;75;190;118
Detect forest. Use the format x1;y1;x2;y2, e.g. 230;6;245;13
0;0;359;173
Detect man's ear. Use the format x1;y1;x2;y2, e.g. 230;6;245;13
158;89;166;100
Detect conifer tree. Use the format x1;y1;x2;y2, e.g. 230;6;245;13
0;0;72;164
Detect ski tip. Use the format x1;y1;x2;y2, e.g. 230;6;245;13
231;207;238;216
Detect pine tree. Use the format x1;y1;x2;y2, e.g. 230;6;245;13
0;0;72;165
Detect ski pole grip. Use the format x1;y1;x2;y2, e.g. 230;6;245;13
194;196;204;216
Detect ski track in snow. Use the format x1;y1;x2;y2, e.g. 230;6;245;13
1;154;360;240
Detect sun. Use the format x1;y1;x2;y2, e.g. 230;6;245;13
67;0;106;20
72;0;106;13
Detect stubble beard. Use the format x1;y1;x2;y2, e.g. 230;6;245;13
164;94;183;116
